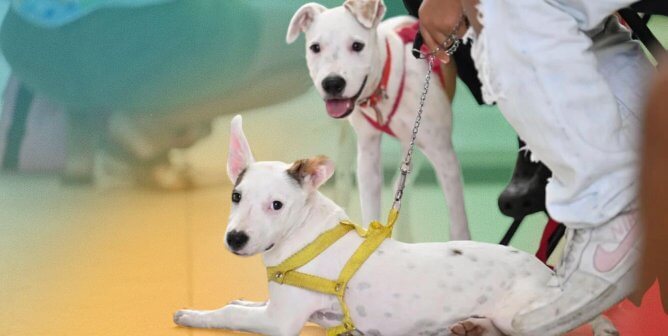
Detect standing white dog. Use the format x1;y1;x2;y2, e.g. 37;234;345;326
286;0;470;240
173;116;618;336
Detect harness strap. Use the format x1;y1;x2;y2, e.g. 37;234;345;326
267;224;354;278
359;40;393;109
397;22;447;88
330;219;394;335
267;209;399;336
359;40;401;138
269;270;340;295
358;22;446;138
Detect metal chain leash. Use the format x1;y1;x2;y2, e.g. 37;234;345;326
431;13;468;57
390;14;467;213
391;55;434;212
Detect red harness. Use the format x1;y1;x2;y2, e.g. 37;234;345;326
358;22;445;138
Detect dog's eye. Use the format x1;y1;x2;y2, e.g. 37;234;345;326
232;192;241;203
272;201;283;210
309;43;321;53
351;41;365;52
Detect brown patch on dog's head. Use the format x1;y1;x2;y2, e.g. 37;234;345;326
287;155;335;190
343;0;386;28
287;155;328;184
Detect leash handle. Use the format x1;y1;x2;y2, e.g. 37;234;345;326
392;56;434;212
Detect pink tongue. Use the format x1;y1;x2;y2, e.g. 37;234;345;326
325;99;352;118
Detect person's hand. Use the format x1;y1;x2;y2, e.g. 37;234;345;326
418;0;467;63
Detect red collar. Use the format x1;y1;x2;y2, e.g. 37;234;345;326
357;39;405;137
359;40;394;109
355;22;445;138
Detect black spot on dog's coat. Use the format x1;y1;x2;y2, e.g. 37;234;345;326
357;282;371;290
451;249;463;256
356;305;367;317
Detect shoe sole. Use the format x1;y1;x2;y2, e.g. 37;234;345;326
518;266;636;336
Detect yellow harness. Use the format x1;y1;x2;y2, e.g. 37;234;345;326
266;45;439;336
266;208;399;336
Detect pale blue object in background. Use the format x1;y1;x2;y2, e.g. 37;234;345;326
11;0;174;28
0;1;11;116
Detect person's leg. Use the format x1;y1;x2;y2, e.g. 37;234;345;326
634;57;668;313
464;0;652;333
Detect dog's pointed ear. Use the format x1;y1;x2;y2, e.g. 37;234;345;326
343;0;386;29
286;3;327;44
287;155;335;190
227;115;255;183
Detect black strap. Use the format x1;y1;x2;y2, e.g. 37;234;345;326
402;0;420;17
618;8;666;63
631;1;668;16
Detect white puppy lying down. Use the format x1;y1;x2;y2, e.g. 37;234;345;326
173;116;618;336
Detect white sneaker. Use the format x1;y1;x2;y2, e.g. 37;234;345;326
512;210;641;335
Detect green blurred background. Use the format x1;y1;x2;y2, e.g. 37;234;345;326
0;1;666;249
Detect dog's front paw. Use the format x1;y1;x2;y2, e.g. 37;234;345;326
229;299;267;307
173;309;202;327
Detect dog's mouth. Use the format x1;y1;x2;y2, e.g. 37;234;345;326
230;243;274;256
324;76;367;119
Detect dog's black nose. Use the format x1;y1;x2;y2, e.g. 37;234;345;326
226;230;249;251
322;76;346;96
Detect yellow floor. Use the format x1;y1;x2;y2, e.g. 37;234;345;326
0;175;323;336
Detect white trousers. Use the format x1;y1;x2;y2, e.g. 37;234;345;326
470;0;654;227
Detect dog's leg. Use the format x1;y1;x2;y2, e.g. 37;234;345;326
356;132;383;224
334;123;356;208
590;315;619;336
174;302;308;336
228;299;268;307
419;136;470;240
449;316;504;336
63;109;107;184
